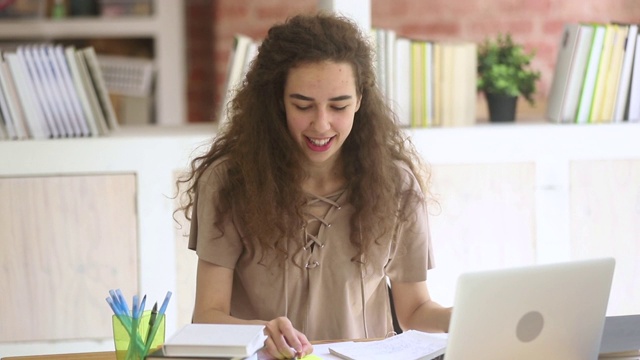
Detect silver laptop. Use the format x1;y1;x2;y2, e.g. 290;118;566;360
444;257;616;360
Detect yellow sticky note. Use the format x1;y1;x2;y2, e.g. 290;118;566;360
299;355;322;360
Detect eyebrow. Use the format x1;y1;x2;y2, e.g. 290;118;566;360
289;94;353;101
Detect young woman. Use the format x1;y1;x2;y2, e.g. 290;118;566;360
178;13;451;359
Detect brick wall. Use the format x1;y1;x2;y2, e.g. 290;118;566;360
185;0;640;123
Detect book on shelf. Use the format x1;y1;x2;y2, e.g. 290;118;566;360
328;330;447;360
589;24;618;123
599;24;628;122
162;323;267;359
448;42;477;127
72;46;110;135
393;36;412;127
575;24;606;124
0;110;6;140
613;24;639;122
410;40;426;127
81;46;120;132
0;57;17;139
218;34;257;128
0;52;29;139
628;34;640;122
548;21;640;124
546;23;594;123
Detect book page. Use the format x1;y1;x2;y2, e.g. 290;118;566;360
328;330;447;360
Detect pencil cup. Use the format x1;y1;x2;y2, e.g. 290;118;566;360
112;310;166;360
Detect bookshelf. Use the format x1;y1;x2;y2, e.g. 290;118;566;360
1;123;639;356
0;0;186;126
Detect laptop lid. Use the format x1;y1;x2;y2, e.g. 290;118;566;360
444;257;616;360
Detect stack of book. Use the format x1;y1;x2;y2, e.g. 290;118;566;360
0;44;119;140
217;30;477;129
546;22;640;124
147;323;267;360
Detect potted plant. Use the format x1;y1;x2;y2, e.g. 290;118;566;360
477;33;540;122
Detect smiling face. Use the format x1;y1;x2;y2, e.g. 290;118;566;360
284;61;362;170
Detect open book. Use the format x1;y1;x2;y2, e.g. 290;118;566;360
329;330;447;360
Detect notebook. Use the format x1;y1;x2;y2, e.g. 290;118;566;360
444;257;616;360
328;330;447;360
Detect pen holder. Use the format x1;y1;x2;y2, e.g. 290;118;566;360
112;310;166;360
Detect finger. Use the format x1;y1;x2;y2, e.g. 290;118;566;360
263;334;286;359
265;332;299;359
298;342;314;358
274;335;298;358
288;332;313;358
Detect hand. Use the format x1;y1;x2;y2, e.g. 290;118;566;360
261;316;313;359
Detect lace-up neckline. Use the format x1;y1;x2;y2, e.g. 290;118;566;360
302;188;345;252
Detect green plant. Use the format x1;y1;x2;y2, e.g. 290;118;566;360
477;33;541;104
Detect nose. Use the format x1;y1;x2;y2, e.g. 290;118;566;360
312;108;331;132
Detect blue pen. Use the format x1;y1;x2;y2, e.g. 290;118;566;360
108;290;120;311
106;296;121;316
158;291;172;317
109;289;128;316
130;295;142;359
116;289;131;316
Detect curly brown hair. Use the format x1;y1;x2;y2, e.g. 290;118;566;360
177;12;429;262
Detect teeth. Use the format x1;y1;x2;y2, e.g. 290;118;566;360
309;137;331;146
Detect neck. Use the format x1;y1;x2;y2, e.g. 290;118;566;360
302;157;345;196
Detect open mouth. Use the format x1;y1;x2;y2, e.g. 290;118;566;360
305;136;335;151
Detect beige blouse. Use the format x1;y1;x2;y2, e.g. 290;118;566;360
188;159;434;341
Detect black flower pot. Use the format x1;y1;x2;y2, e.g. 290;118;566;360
486;93;518;122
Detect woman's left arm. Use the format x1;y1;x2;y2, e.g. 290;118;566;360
390;280;452;333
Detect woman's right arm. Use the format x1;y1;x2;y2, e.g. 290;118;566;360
192;258;250;324
192;259;313;359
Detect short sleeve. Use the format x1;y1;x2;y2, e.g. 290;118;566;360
187;161;243;269
384;165;435;282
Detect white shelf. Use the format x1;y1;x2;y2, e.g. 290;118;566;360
0;17;161;38
0;0;186;126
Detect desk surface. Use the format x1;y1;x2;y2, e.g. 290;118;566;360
4;347;637;360
0;340;351;360
1;353;114;360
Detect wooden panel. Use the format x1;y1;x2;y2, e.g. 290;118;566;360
0;174;138;342
570;159;640;315
427;162;537;306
